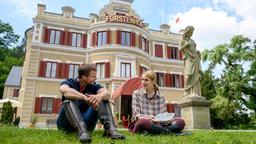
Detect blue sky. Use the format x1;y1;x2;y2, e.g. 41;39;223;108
0;0;217;37
1;0;256;73
1;0;256;51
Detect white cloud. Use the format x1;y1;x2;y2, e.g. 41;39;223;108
215;0;256;19
1;0;42;19
169;7;238;51
169;1;256;52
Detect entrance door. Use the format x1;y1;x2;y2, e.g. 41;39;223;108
121;95;132;120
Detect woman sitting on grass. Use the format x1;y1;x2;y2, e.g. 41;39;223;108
128;71;185;135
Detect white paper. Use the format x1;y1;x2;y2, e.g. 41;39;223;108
155;112;175;121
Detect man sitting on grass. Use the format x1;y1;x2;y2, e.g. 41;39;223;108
56;64;125;143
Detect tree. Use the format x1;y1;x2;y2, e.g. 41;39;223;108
0;20;19;50
200;70;223;128
11;37;26;58
202;35;255;128
0;20;22;99
200;70;216;100
243;39;256;113
0;101;14;124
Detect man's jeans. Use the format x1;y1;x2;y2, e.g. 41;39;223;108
56;106;98;132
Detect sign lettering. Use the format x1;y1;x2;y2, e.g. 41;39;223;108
106;15;144;28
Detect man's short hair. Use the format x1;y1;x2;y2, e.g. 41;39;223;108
78;64;96;78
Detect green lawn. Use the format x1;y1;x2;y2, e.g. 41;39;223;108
0;126;256;144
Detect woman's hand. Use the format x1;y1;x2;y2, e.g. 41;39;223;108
138;116;151;120
138;116;160;125
152;118;160;125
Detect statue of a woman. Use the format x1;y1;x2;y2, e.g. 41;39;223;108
179;26;202;97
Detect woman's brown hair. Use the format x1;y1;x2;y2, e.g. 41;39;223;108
142;71;159;91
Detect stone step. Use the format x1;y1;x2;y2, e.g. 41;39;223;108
26;84;36;88
29;59;39;63
23;98;33;102
24;86;35;89
22;105;32;110
24;90;35;94
23;96;34;103
25;84;36;88
28;64;38;68
27;72;37;76
22;101;33;105
27;71;37;75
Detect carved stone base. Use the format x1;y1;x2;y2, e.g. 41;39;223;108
179;96;211;129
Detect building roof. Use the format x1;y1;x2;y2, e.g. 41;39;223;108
4;66;22;87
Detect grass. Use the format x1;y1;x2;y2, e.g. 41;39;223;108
0;126;256;144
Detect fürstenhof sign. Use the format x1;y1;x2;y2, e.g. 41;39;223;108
106;15;143;28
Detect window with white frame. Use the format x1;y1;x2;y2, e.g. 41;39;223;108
72;33;82;47
45;62;57;78
96;63;105;78
41;97;53;114
172;74;181;88
171;47;179;59
167;46;180;59
97;31;107;46
49;30;61;44
120;62;131;78
141;37;146;51
121;31;131;46
69;64;79;79
156;72;164;87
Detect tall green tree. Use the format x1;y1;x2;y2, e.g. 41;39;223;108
242;39;256;113
202;35;255;128
0;20;22;99
201;70;216;100
11;37;26;59
0;20;19;51
200;70;223;128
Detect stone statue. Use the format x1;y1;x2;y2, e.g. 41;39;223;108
179;26;202;97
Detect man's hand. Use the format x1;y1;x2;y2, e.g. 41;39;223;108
82;94;90;101
87;94;102;109
81;94;97;109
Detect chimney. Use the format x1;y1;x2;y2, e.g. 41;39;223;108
62;6;75;19
143;23;149;30
89;13;99;23
37;4;46;16
110;0;134;5
160;24;170;34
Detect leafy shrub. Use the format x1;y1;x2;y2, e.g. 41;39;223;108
0;101;14;124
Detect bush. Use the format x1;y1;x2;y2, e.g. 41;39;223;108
30;115;38;126
0;101;14;124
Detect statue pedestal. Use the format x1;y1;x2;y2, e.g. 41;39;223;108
179;96;211;129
